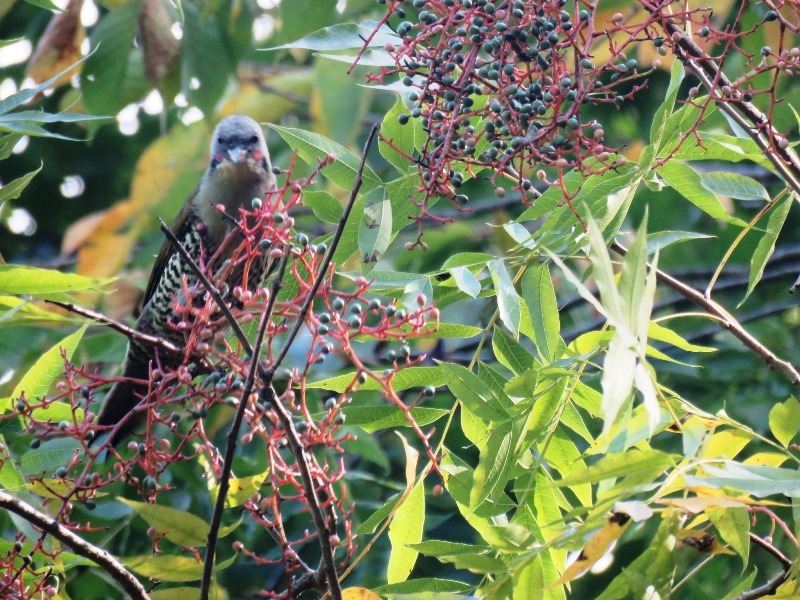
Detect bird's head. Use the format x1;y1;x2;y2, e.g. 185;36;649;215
209;115;270;171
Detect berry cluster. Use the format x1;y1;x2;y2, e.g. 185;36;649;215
3;155;441;597
367;0;648;208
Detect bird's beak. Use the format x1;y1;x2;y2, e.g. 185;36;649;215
226;146;247;163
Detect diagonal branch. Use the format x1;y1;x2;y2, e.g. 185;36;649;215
612;241;800;387
255;124;379;600
0;491;150;600
199;252;289;600
45;300;184;359
158;220;254;355
737;533;794;600
644;2;800;195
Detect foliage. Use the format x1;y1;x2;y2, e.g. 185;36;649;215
2;0;800;599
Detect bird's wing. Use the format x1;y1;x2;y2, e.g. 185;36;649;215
142;185;199;307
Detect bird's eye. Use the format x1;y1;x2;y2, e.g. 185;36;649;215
250;134;259;143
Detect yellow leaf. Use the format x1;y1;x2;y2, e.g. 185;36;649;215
342;588;382;600
549;512;632;588
25;0;85;88
677;529;736;555
743;452;789;468
702;429;751;460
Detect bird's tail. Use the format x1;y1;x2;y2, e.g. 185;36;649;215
93;356;151;447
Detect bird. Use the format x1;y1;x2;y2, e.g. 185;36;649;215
95;115;277;446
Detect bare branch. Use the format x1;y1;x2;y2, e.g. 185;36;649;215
612;241;800;387
737;533;794;600
0;491;149;600
158;219;255;355
200;252;289;600
45;300;184;359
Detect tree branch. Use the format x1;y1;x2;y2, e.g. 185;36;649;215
200;252;289;600
737;533;794;600
45;300;185;360
0;491;149;600
158;219;254;355
612;241;800;387
256;124;379;600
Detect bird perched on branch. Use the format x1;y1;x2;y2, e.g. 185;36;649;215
96;115;276;446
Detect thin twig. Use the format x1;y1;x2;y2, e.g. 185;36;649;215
198;126;377;599
750;532;793;569
199;253;289;600
257;125;379;600
271;124;379;370
158;220;254;354
45;300;185;359
612;241;800;387
649;9;800;196
0;491;150;600
737;533;794;600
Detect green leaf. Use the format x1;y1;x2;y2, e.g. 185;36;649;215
381;96;418;173
277;0;336;48
19;439;81;476
387;482;425;583
181;4;234;118
12;325;87;402
22;0;62;10
769;396;800;447
0;133;22;160
586;217;623;325
1;55;91;117
521;264;561;362
618;215;649;335
30;400;84;426
488;260;520;338
700;171;770;202
721;572;760;600
303;190;342;224
743;195;792;305
356;493;401;535
671;131;765;164
548;449;674;487
441;252;494;269
269;124;382;192
650;60;685;154
648;322;716;353
341;406;448;433
122;554;204;582
0;166;42;204
263;22;399;51
470;419;518;510
492;327;534;375
0;264;114;298
374;578;473;594
646;230;714;254
0;438;25;490
119;499;210;547
414;535;521;571
308;366;445;392
359;190;392;268
449;265;481;298
707;507;750;567
353;322;481;342
210;469;269;509
657;161;747;226
685;461;800;498
82;1;142;116
441;362;508;421
0;111;110;126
